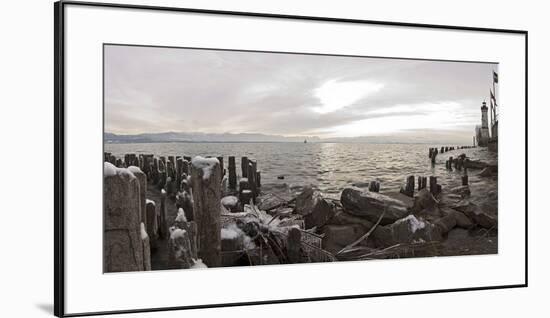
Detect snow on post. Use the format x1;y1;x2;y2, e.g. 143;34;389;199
127;166;147;225
191;156;222;267
145;199;158;250
103;162;145;272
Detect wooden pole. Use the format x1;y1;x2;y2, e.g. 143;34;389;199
287;227;302;264
241;156;249;178
191;157;222;267
228;156;237;189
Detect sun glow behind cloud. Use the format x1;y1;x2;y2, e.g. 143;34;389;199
312;79;384;114
316;101;479;138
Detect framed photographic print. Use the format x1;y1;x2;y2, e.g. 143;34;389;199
54;1;528;317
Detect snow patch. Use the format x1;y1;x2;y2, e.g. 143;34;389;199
104;162;136;179
396;215;426;233
175;208;187;223
146;199;155;206
140;222;148;240
191;259;207;269
221;196;238;207
191;156;219;180
127;166;143;174
170;228;187;240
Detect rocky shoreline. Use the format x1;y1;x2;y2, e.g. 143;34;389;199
103;148;497;272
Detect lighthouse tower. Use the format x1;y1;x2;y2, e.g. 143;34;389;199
478;101;490;146
481;101;489;129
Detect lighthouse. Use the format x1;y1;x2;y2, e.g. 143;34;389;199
481;101;489;129
477;101;490;146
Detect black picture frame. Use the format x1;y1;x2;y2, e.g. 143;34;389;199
54;1;528;317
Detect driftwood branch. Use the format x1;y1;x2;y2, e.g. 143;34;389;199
336;207;387;256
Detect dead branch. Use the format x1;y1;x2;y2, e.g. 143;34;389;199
336;207;387;256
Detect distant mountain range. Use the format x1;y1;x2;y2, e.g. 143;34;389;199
104;131;468;144
104;132;321;143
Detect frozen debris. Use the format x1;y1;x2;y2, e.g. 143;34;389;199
395;215;426;234
127;165;143;174
221;223;256;250
175;208;187;223
145;199;156;206
191;156;219;180
170;228;187;240
191;259;207;269
221;195;239;212
221;223;241;240
104;162;136;179
140;222;148;240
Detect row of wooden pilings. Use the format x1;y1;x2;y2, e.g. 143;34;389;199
104;152;262;202
104;152;265;269
400;175;441;197
428;145;476;164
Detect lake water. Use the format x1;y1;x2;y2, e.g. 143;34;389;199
105;142;497;205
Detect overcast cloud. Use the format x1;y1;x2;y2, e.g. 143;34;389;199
104;45;497;143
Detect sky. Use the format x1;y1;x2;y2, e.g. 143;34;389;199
104;45;497;143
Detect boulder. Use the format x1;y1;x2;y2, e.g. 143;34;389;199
391;215;442;243
438;193;463;207
328;210;374;231
384;192;414;208
295;186;321;216
304;198;336;229
440;207;474;229
479;165;498;177
295;186;335;229
321;224;366;254
221;195;240;212
449;185;471;198
411;188;438;214
454;202;497;229
463;159;488;169
257;193;287;211
433;214;457;235
371;215;442;247
340;188;409;225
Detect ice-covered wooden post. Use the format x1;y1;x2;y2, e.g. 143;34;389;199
241;156;248;178
140;223;151;270
256;170;262;188
247;160;258;200
145;200;158;250
103;162;145;272
228;156;237;189
158;190;168;239
181;159;189;175
176;158;184;190
287;227;301;264
240;189;253;206
127;166;147;226
400;175;415;197
191;156;222;267
217;156;224;177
